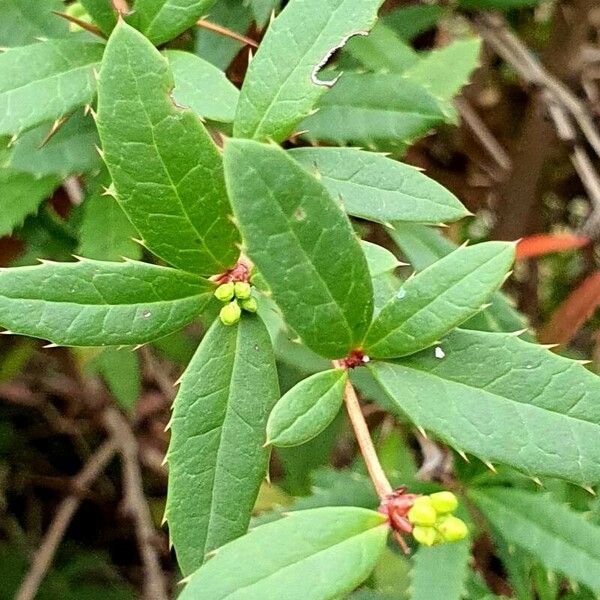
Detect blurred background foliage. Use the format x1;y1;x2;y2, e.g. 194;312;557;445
1;0;600;598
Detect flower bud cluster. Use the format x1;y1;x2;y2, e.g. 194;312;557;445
408;492;468;546
214;282;258;325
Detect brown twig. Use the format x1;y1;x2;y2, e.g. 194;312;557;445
14;440;117;600
333;361;392;500
103;408;168;600
475;12;600;158
196;19;259;48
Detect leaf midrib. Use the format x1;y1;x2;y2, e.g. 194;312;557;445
202;323;241;557
246;0;347;138
214;522;386;597
366;249;508;349
376;360;600;436
245;161;356;347
122;41;224;272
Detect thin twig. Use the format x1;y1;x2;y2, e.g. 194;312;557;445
475;12;600;158
14;440;117;600
196;19;259;48
52;11;106;39
455;97;512;175
103;409;168;600
333;362;392;500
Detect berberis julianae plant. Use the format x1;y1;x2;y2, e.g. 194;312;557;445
1;0;600;598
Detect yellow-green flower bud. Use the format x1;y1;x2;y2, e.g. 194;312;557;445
430;491;459;514
412;526;437;547
219;301;241;326
437;516;468;543
234;281;252;300
240;297;258;313
214;282;235;302
407;497;437;527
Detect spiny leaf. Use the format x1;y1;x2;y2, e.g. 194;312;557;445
0;259;214;347
223;139;373;359
78;171;142;262
96;21;240;275
178;507;388;599
402;39;481;103
248;0;280;27
79;0;118;35
410;540;471;600
0;40;104;136
0;169;58;237
166;315;279;576
343;21;419;73
362;242;401;278
5;112;100;178
300;73;447;152
290;147;468;225
371;328;600;485
164;50;240;123
234;0;385;142
389;223;528;336
470;487;600;593
131;0;218;45
364;242;515;358
0;0;68;47
194;0;253;70
266;368;347;447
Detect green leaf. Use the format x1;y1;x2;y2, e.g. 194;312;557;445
267;369;347;447
0;259;214;347
78;173;142;262
248;0;280;27
166;315;279;576
179;507;388;599
300;73;448;152
402;39;481;103
0;170;58;236
131;0;217;45
89;347;141;412
234;0;385;142
343;22;419;73
362;242;400;278
5;112;100;178
79;0;118;35
364;242;515;358
194;0;252;70
224;139;373;359
0;0;68;47
382;5;445;42
470;488;600;593
459;0;540;10
411;541;471;600
96;21;240;275
389;223;529;336
290;147;468;225
371;328;600;485
164;50;239;123
0;40;104;136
